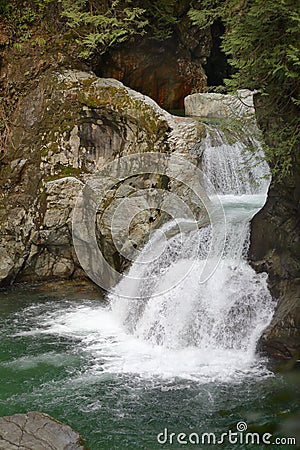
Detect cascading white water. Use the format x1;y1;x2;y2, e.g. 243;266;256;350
201;126;268;195
108;126;275;360
34;125;275;382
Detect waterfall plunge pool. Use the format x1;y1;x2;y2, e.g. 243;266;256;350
1;127;299;448
0;285;299;449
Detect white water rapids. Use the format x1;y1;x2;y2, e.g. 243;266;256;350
35;126;275;382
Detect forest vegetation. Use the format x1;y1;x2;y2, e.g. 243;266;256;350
0;0;299;180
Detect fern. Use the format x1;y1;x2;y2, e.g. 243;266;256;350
60;0;148;57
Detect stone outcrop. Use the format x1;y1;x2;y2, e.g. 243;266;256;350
0;70;205;286
185;89;255;119
249;167;300;359
249;95;300;359
0;411;89;449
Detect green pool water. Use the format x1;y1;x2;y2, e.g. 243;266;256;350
0;284;299;449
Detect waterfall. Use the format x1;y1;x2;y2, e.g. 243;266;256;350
201;126;269;195
30;124;276;382
108;125;274;358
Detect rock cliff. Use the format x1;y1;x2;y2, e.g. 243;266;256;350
0;70;205;286
249;166;300;359
98;25;211;111
249;96;300;359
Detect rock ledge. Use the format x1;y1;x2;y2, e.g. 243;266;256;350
0;411;89;450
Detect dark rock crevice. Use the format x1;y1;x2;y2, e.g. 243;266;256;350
95;18;231;111
204;20;231;88
249;95;300;359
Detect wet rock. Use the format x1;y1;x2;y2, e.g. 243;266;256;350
0;411;89;450
250;192;300;359
249;95;300;359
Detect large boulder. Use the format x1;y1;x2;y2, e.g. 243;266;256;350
0;70;206;286
184;89;255;119
0;412;89;450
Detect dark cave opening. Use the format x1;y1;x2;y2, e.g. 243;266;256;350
95;35;204;112
94;20;230;111
205;20;231;88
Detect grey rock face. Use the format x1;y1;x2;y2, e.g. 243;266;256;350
0;70;206;286
185;90;255;119
249;95;300;360
0;411;89;449
249;176;300;359
0;247;14;280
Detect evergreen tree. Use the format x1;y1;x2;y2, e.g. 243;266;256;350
189;0;300;180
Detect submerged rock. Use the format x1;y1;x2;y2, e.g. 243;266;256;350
0;411;89;450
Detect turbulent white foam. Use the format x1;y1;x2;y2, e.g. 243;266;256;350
23;304;270;383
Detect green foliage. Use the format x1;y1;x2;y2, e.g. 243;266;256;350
60;0;148;58
189;0;300;182
0;0;10;14
0;0;186;57
1;0;185;54
189;1;300;97
263;127;297;180
134;0;180;40
0;0;149;57
0;0;56;44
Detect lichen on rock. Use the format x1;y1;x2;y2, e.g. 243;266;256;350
0;70;205;286
0;411;89;450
